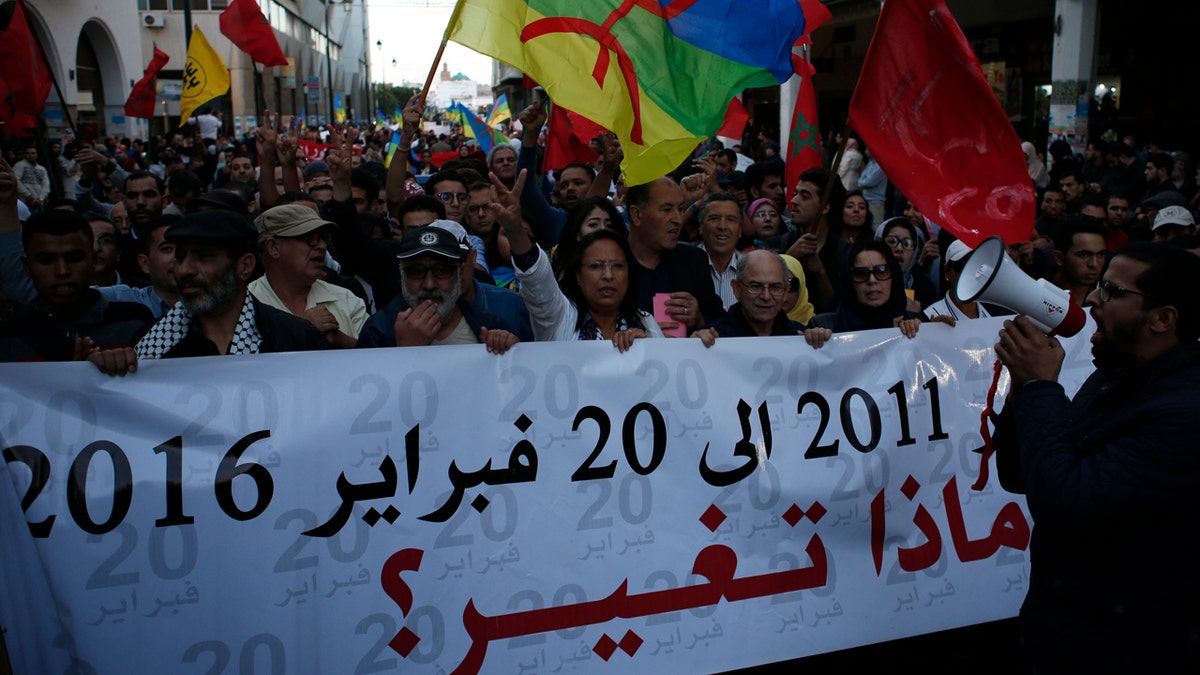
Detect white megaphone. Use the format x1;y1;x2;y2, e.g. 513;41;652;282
956;235;1087;337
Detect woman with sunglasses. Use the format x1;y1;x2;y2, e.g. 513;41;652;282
493;170;661;351
811;240;947;337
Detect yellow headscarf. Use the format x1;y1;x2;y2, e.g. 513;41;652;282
781;254;815;325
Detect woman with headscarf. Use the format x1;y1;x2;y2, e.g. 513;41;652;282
838;138;864;191
875;217;938;313
810;240;940;337
1023;141;1050;190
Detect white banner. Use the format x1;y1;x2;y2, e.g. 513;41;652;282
0;319;1096;674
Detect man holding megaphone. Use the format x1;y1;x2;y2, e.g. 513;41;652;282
988;243;1200;672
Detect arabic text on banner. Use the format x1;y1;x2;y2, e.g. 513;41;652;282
0;319;1096;673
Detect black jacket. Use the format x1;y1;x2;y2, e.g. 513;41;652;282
993;344;1200;671
160;298;329;358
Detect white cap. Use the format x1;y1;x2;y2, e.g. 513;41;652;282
1153;205;1195;231
945;239;972;263
428;219;472;252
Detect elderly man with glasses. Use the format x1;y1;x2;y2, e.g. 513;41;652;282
691;249;830;348
249;204;367;348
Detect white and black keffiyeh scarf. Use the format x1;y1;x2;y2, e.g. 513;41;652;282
136;299;263;359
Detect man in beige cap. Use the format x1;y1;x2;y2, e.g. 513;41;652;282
250;203;366;348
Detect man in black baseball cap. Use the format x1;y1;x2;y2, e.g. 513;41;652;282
369;224;517;352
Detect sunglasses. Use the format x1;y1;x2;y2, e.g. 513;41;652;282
403;262;459;280
849;264;893;283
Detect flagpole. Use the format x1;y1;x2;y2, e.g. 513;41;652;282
19;0;78;140
419;0;467;106
814;120;853;253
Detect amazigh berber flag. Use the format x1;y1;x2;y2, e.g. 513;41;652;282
448;0;831;185
847;0;1034;246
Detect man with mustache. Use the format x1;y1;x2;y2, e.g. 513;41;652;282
88;211;328;373
626;177;725;334
356;223;525;352
249;204;366;349
993;243;1200;671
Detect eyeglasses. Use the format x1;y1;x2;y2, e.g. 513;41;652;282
742;281;787;297
753;210;779;220
850;264;893;283
403;262;459;280
286;230;332;248
884;235;915;250
1097;280;1159;303
437;192;469;204
467;204;490;215
582;260;627;274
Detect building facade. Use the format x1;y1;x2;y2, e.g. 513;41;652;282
3;0;370;141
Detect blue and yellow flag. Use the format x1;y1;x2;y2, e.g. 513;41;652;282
450;102;507;155
334;93;346;124
486;93;511;128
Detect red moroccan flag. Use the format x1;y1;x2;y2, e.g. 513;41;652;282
785;54;822;202
0;1;53;135
220;0;288;67
543;103;605;173
717;96;749;141
124;47;170;119
848;0;1034;246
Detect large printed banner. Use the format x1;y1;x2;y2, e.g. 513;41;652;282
0;320;1096;674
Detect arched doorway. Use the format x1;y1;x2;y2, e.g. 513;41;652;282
76;20;124;139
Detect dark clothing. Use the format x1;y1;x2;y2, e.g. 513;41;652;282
703;302;806;337
159;298;329;358
994;344;1200;672
633;245;726;325
327;196;402;310
811;253;912;333
907;265;938;311
764;228;847;313
1033;214;1061;237
356;280;535;348
517;145;567;246
0;292;153;362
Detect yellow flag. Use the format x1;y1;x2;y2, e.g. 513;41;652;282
179;27;230;125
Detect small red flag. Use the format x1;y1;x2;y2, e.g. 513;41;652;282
717;96;749;142
544;104;605;173
124;47;170;119
220;0;288;68
0;2;53;135
784;55;822;203
848;0;1034;246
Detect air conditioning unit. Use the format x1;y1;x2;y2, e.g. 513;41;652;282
143;13;166;29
